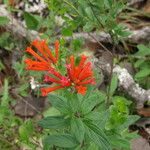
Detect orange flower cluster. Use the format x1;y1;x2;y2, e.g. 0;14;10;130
25;40;95;96
25;40;59;71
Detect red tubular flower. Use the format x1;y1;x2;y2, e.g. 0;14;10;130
41;86;64;96
55;40;59;62
41;54;95;96
41;67;71;96
66;55;95;94
24;40;59;71
24;58;50;71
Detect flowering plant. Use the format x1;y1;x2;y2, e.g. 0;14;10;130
24;40;139;150
25;40;95;96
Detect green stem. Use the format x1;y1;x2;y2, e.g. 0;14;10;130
62;0;89;21
62;0;80;16
106;33;116;107
87;0;104;29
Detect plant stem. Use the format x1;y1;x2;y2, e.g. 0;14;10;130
106;35;116;107
62;0;80;16
87;0;104;29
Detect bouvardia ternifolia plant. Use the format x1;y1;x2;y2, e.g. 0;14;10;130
24;39;139;150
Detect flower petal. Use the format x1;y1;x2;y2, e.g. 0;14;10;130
32;40;50;62
44;75;61;83
41;85;64;96
78;62;93;80
42;41;56;64
75;86;87;95
79;55;87;68
24;58;50;71
78;78;96;85
26;47;47;63
48;68;63;79
55;40;59;62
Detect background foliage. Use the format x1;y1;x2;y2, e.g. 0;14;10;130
0;0;150;149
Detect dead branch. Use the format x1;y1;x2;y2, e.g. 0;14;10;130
1;4;150;44
95;58;150;108
0;5;40;41
65;27;150;45
129;27;150;44
70;31;111;43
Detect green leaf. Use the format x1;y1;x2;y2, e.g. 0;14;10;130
108;135;130;150
72;38;84;52
119;115;140;130
48;94;70;114
18;83;29;97
85;7;95;21
122;129;139;139
71;118;85;143
134;59;145;68
0;16;9;26
85;111;102;121
85;121;111;150
19;126;29;142
113;24;131;38
23;12;39;30
0;106;10;124
38;116;69;129
86;110;109;129
87;142;99;150
19;120;34;143
43;107;60;117
62;28;73;36
43;134;78;149
0;32;10;47
105;96;130;130
113;96;129;113
12;58;26;78
136;45;150;56
105;0;113;8
109;74;118;96
135;68;150;78
81;90;105;114
83;22;94;32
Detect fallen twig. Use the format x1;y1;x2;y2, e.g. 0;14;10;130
95;58;150;108
65;27;150;44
